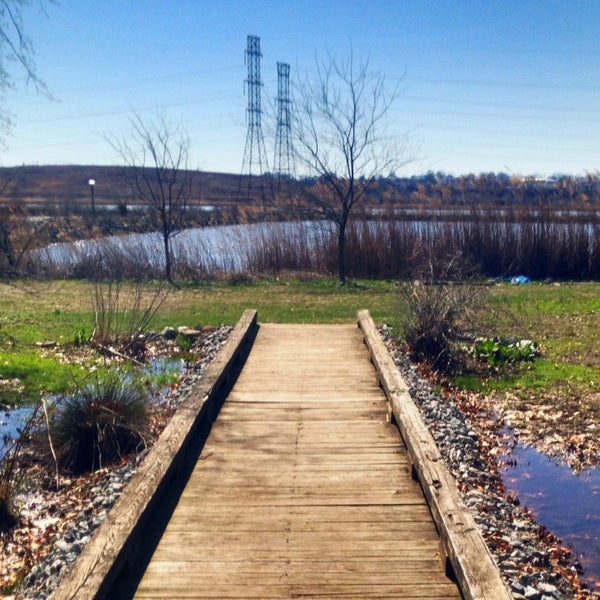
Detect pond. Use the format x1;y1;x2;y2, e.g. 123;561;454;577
0;405;36;459
499;430;600;592
33;221;334;274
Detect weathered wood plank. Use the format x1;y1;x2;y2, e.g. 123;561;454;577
134;582;461;599
358;309;512;600
133;322;462;599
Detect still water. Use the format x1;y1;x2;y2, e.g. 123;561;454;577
499;433;600;592
34;221;334;273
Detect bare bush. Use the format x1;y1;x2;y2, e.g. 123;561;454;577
397;255;487;369
0;200;51;276
90;280;169;360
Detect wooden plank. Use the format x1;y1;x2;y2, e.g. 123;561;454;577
132;322;462;599
358;309;512;600
49;310;260;600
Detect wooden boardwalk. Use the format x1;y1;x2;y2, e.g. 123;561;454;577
133;323;462;599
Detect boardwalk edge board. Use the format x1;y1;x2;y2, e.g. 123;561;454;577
357;309;513;600
49;309;259;600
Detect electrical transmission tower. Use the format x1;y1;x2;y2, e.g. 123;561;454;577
274;62;295;198
239;34;270;203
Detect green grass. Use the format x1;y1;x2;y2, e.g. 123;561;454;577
0;278;399;405
153;278;400;329
1;278;599;405
453;359;595;393
453;282;600;395
0;350;95;404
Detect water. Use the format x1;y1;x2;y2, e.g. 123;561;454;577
499;432;600;591
0;405;36;458
0;358;184;461
33;218;599;278
33;221;334;274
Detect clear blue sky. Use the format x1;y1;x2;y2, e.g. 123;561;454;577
5;0;600;177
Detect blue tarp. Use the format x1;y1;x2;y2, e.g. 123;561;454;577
510;275;531;284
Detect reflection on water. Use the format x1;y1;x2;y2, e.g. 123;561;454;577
0;405;35;459
499;431;600;591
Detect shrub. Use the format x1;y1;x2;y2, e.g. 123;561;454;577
397;255;486;370
90;279;169;360
48;374;150;475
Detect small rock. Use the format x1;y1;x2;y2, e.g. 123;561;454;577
524;586;542;600
177;326;202;339
160;326;178;340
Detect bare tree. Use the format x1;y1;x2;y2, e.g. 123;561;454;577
108;113;194;283
0;0;53;146
293;53;409;284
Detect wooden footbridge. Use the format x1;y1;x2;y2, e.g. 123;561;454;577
50;310;511;600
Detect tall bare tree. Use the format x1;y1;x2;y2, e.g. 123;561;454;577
108;113;194;283
293;53;408;284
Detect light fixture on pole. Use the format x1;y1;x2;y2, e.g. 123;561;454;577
88;179;96;213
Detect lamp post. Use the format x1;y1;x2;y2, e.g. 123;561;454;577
88;179;96;213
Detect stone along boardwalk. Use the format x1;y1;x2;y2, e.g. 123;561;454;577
133;323;462;599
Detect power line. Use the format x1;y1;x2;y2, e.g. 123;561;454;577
273;62;295;198
405;75;600;93
239;34;270;203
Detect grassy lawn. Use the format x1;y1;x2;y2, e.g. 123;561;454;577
1;277;599;405
479;282;600;393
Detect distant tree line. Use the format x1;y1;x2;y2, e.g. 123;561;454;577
350;171;600;208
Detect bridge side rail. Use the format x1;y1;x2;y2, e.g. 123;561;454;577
357;309;512;600
50;309;259;600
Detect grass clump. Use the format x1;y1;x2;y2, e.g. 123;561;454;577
47;373;150;475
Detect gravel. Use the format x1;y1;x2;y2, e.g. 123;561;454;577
11;324;597;599
382;328;595;599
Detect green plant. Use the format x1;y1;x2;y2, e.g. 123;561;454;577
472;337;539;367
48;373;150;475
175;333;192;351
73;327;88;347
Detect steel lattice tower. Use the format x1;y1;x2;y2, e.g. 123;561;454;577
239;35;270;203
274;62;295;197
